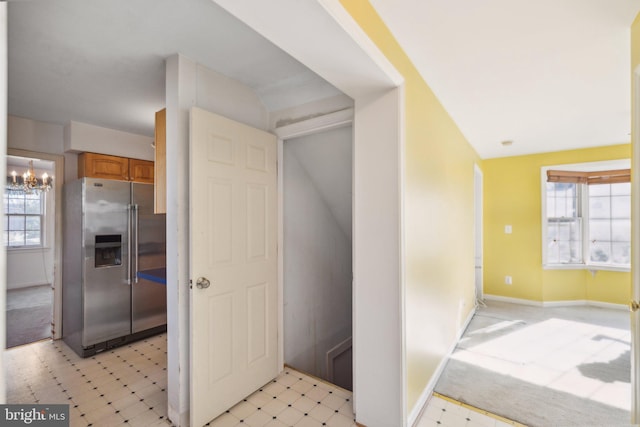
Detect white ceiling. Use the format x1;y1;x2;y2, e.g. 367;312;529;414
8;0;341;137
10;0;640;159
370;0;640;159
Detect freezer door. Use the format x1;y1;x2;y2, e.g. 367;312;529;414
131;182;167;333
82;178;132;346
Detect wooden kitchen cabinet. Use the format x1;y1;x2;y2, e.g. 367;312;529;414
154;109;166;213
78;152;154;183
78;152;129;181
129;159;154;184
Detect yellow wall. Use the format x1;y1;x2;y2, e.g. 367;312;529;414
340;1;481;414
484;145;631;305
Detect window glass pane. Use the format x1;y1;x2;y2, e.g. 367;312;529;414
611;196;631;219
569;241;582;263
547;197;556;217
547;223;558;242
7;231;24;246
547;219;581;264
558;242;571;263
8;216;25;230
570;221;581;241
589;196;610;219
612;242;631;264
25;216;40;231
589;184;610;196
611;219;631;242
547;241;560;264
590;241;611;263
557;223;571;240
564;197;577;217
25;231;40;245
25;192;40;200
8;198;24;214
589;219;610;241
25;199;41;215
612;182;631;196
547;183;578;218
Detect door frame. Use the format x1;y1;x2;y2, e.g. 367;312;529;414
474;164;483;302
631;64;640;423
274;108;354;370
7;148;64;340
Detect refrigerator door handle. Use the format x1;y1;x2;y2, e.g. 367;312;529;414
134;204;139;284
126;204;132;285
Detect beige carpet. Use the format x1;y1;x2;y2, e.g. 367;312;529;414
435;300;630;427
6;284;52;348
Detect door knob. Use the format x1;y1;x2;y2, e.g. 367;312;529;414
196;277;211;289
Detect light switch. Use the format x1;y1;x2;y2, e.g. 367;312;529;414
505;225;512;234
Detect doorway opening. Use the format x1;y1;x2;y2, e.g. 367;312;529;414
282;124;353;391
5;152;60;348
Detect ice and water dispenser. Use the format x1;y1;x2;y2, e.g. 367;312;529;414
94;234;122;267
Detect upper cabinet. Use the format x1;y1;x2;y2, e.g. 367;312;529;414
78;152;154;183
154;109;166;214
129;159;154;184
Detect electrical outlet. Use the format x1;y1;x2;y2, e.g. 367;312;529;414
505;225;512;234
505;276;512;285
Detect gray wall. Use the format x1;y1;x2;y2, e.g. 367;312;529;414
283;127;352;384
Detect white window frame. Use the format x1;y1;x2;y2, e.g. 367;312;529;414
4;188;46;249
541;159;631;272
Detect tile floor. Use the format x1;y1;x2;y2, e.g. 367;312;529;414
209;368;356;427
4;334;359;427
5;333;170;426
415;394;524;427
5;333;514;427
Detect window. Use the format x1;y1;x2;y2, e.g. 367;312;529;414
3;189;44;247
546;182;582;264
587;182;630;266
542;161;631;270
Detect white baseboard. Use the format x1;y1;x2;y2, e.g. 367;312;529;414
483;294;543;306
7;281;50;291
484;294;627;311
407;306;477;427
168;406;189;427
584;300;628;311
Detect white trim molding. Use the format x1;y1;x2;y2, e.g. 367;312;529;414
484;294;627;311
274;108;353;140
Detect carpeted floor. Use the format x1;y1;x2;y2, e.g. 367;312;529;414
435;300;630;427
6;284;52;348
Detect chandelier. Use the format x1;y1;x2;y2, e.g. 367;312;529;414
8;160;52;194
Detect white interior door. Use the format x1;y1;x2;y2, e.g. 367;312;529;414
189;107;278;427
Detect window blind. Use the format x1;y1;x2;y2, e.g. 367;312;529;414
546;169;630;185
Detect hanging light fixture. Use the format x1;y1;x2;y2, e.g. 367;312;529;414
7;160;52;194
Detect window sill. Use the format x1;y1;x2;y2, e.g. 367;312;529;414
6;246;50;253
543;263;630;273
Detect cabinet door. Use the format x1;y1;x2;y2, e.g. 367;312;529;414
154;109;166;214
129;159;154;183
78;153;129;180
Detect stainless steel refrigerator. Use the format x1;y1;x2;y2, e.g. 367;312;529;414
63;178;166;357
